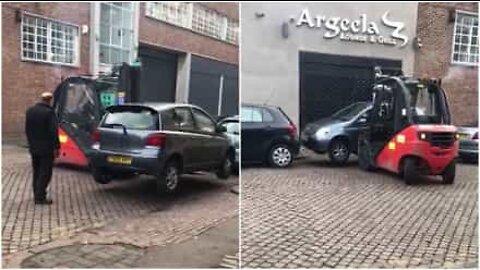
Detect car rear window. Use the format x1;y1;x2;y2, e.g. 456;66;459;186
102;107;159;130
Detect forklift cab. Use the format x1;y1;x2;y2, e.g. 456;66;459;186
358;71;458;185
53;64;139;166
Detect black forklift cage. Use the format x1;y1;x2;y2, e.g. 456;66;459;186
372;70;452;133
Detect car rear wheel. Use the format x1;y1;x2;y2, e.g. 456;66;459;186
268;144;293;168
216;152;232;180
442;161;456;185
157;161;180;194
328;138;350;165
92;167;112;184
403;157;419;185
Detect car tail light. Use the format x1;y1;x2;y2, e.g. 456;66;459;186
91;129;101;144
288;124;297;139
145;133;167;148
473;132;478;140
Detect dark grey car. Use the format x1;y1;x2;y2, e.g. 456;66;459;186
89;103;233;193
301;102;371;164
457;122;478;162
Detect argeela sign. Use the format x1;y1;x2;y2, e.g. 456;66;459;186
293;9;409;48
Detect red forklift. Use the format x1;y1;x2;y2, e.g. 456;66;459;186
53;64;140;167
357;68;458;185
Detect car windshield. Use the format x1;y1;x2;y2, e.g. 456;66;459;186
222;121;239;135
102;108;158;130
409;83;446;124
331;102;369;120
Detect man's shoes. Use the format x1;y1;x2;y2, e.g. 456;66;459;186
34;199;53;205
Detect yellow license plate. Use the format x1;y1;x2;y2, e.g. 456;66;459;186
107;156;132;165
459;133;470;139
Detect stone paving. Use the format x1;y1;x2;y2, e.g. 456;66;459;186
240;155;478;268
2;145;238;264
20;244;144;268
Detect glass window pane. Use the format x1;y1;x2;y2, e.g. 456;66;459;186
100;23;110;44
100;45;110;64
100;3;111;24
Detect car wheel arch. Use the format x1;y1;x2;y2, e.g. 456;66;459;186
167;153;184;173
329;135;351;149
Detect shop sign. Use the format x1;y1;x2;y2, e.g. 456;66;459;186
294;9;409;48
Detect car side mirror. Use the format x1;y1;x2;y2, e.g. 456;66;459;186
358;116;367;124
215;125;227;133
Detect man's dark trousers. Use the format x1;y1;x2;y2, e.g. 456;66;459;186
31;154;54;201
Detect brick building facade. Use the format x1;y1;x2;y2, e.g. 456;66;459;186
2;2;239;137
414;2;478;125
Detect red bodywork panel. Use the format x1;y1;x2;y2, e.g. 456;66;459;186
376;125;458;175
55;127;89;167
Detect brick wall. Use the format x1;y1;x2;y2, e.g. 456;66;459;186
2;3;91;137
2;2;239;138
139;3;239;65
414;2;478;125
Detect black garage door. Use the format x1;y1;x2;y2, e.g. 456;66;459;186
189;56;238;117
137;46;178;103
299;52;402;129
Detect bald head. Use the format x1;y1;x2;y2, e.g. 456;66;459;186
40;92;53;105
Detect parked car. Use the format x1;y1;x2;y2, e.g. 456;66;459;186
89;103;233;194
301;102;372;164
457;121;478;162
218;115;239;173
241;104;300;168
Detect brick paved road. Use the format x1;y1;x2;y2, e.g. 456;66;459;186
21;244;144;268
2;145;238;257
241;155;478;268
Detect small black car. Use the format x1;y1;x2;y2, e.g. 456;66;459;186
241;104;300;168
89;103;233;194
301;102;372;164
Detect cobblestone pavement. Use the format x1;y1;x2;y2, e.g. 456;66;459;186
20;244;144;268
241;154;478;268
2;145;238;261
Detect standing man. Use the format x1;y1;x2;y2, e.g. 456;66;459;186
25;92;60;205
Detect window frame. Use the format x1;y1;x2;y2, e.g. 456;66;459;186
20;12;80;67
451;10;479;66
144;2;238;45
99;2;135;66
172;106;196;132
191;107;217;134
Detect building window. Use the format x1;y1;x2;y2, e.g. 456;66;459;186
226;20;239;44
145;2;239;45
145;2;191;28
21;13;79;65
99;2;135;65
452;11;479;65
191;4;225;40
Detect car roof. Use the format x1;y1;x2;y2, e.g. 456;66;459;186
219;115;239;122
107;102;200;111
241;103;281;110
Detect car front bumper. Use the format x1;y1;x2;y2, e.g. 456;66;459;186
301;134;330;154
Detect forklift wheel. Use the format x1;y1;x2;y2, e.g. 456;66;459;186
403;158;419;185
442;161;456;185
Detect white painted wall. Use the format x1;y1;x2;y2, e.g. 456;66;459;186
241;2;419;127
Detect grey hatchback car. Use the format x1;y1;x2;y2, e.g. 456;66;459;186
89;103;233;193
